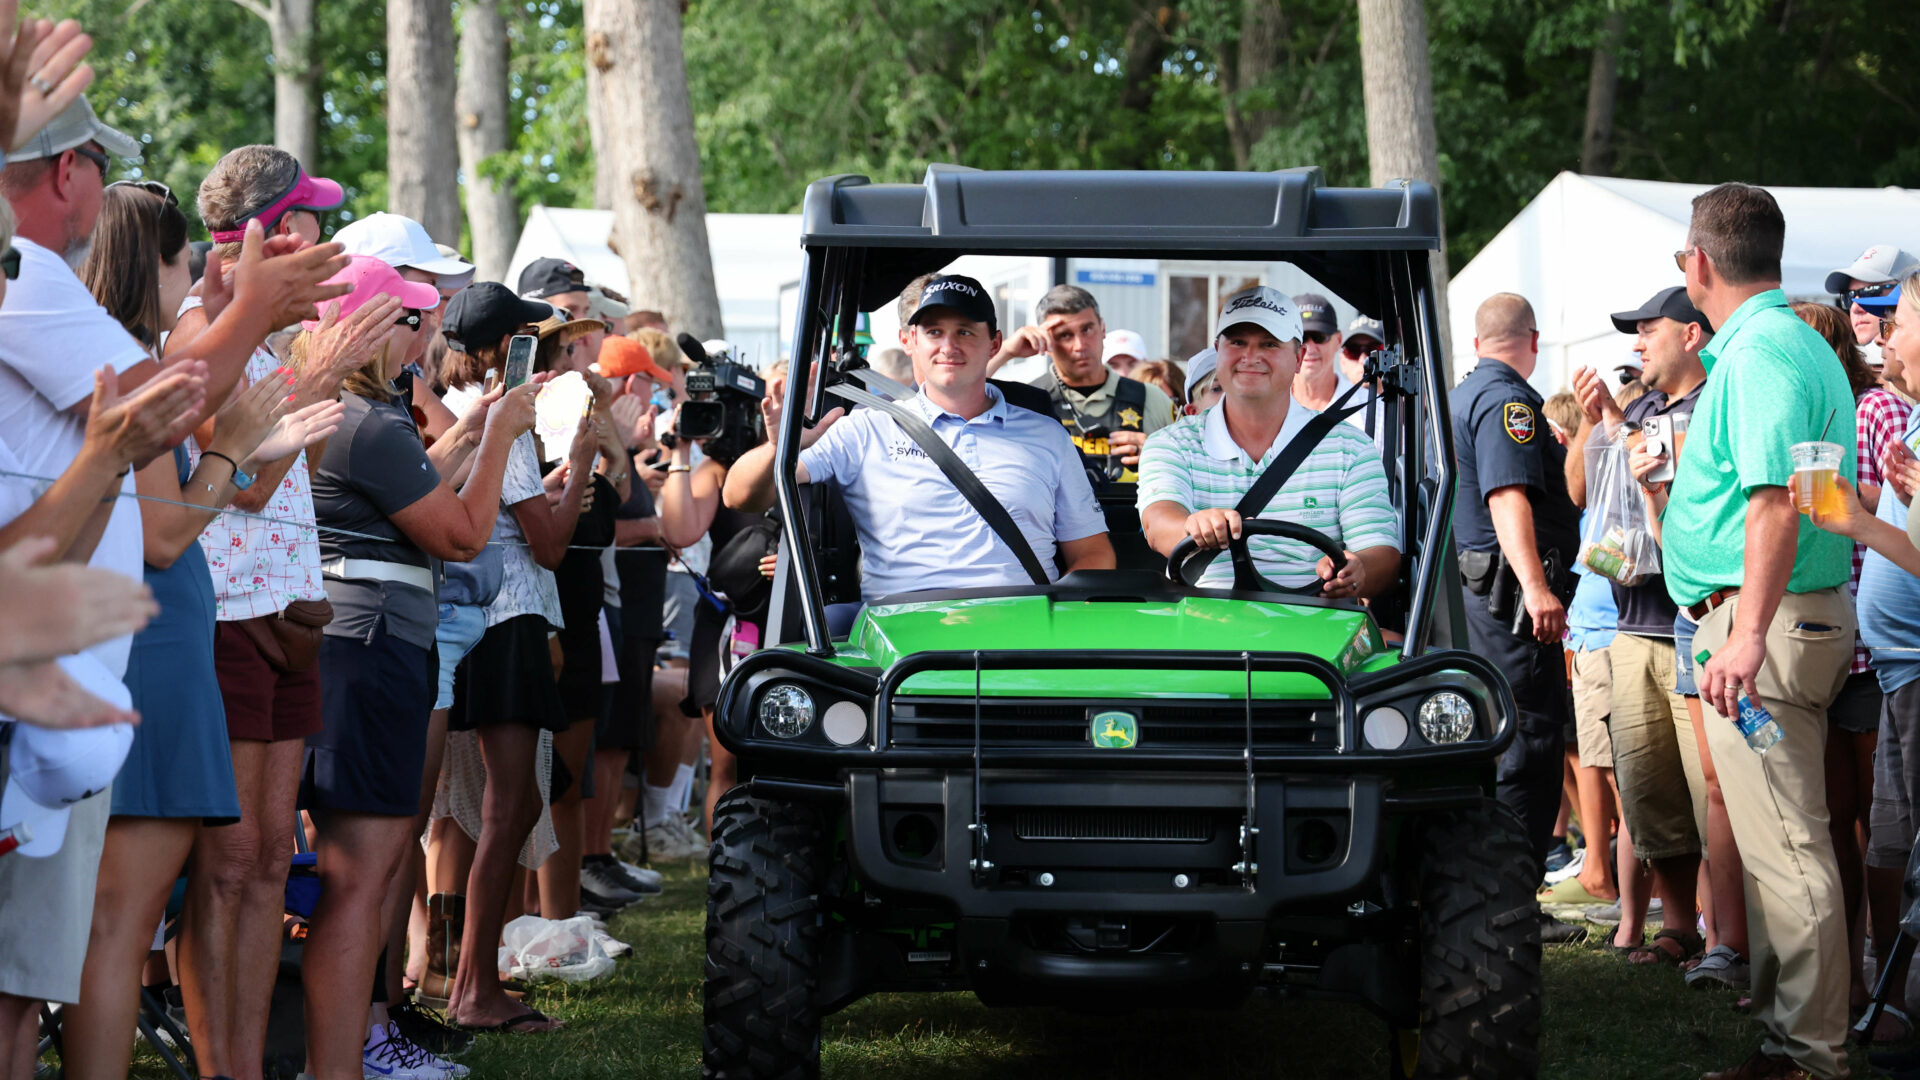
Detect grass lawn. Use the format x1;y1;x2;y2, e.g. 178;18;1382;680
119;863;1876;1080
420;864;1875;1080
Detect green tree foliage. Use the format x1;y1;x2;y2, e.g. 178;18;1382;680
25;0;1920;266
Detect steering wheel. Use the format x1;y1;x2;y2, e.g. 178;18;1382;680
1166;518;1350;596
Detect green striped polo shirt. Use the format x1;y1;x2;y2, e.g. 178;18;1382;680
1136;402;1401;589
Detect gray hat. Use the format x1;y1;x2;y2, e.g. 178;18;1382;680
1184;347;1219;400
1345;316;1386;345
1826;245;1920;296
13;96;139;162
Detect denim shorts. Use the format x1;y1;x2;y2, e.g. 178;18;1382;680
434;602;489;710
1672;610;1699;698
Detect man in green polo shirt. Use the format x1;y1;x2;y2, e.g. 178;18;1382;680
1666;182;1857;1080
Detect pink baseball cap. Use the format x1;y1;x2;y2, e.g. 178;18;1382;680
300;254;442;331
208;165;346;243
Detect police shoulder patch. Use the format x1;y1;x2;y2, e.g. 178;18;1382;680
1502;402;1537;444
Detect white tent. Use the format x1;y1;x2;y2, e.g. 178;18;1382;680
1448;172;1920;397
506;206;804;370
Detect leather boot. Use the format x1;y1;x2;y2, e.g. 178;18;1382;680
416;892;464;1007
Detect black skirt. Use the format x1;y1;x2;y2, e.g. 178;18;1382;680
449;613;567;732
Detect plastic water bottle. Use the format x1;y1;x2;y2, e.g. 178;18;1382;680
1695;648;1785;754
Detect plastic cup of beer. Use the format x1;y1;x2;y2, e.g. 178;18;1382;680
1790;441;1845;518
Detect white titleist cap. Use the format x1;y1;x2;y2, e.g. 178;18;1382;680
1214;285;1304;345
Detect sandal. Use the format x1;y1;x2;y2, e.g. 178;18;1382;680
1685;945;1750;989
454;1007;564;1034
1852;1003;1915;1045
1627;927;1703;967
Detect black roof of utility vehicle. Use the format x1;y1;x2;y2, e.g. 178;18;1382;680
798;164;1441;314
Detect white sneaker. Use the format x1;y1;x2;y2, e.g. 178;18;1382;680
364;1023;459;1080
619;859;664;887
671;815;709;863
574;909;608;930
1543;846;1586;884
643;820;697;861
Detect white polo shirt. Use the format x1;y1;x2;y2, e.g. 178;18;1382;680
799;385;1108;604
1136;400;1400;589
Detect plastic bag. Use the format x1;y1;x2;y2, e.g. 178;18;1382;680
1579;423;1662;587
497;914;615;984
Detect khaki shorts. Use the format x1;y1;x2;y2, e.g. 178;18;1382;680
0;731;111;1003
1570;645;1613;768
1608;632;1706;861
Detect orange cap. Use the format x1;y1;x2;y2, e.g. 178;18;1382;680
598;334;672;383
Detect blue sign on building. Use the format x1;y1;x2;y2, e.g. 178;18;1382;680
1076;269;1156;287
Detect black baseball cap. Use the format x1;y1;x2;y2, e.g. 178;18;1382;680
908;275;997;331
1609;286;1711;335
441;282;556;353
1293;292;1339;335
517;257;587;300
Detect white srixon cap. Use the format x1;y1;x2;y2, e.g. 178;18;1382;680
333;213;475;281
1;713;134;857
1214;285;1304;345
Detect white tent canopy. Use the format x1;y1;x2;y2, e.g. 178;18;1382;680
506;206;803;370
1448;172;1920;397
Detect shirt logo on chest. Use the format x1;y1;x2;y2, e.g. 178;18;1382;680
1503;402;1537;444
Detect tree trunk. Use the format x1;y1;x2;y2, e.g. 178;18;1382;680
582;0;724;338
249;0;319;170
456;0;518;281
1219;0;1285;171
1580;10;1625;175
1357;0;1452;375
386;0;462;243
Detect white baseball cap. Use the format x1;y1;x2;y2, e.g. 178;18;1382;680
433;244;477;292
1184;347;1219;400
1214;285;1304;345
1102;329;1150;366
2;717;134;857
1826;245;1920;295
333;213;475;284
586;283;630;324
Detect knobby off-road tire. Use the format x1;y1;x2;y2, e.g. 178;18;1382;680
703;789;828;1080
1411;798;1541;1080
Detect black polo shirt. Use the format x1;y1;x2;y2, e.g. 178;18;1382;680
1450;359;1580;558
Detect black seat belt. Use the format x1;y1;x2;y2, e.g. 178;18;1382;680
823;381;1051;586
1232;379;1372;518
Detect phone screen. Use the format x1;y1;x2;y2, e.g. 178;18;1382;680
503;334;537;389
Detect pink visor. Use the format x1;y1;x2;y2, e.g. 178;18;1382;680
300;255;441;332
208;167;346;243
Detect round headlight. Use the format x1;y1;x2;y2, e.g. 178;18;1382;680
758;684;816;739
1417;692;1474;744
822;700;868;746
1362;706;1409;750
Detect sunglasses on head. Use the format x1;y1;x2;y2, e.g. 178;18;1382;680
1;246;18;281
106;179;177;208
1846;282;1898;306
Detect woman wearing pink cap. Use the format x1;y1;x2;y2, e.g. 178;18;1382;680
295;256;538;1080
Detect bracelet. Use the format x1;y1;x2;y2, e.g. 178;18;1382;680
200;450;241;476
667;465;692;474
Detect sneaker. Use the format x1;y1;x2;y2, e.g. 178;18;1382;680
581;860;645;908
1543;839;1575;876
590;853;663;894
574;909;608;930
387;1002;474;1059
1539;913;1588;945
1542;845;1586;885
642;820;698;862
364;1022;456;1080
1586;897;1662;927
616;824;650;866
617;858;665;890
671;815;709;863
1685;945;1751;991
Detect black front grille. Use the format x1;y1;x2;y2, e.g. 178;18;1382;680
888;697;1337;751
1013;809;1214;842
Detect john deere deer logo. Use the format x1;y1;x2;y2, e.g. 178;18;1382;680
1090;710;1139;749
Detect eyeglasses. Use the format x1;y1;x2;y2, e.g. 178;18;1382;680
1882;316;1900;340
1845;282;1898;307
1;246;19;281
70;144;108;178
106;179;176;207
1304;330;1333;345
1672;247;1694;273
1341;339;1380;359
397;309;423;331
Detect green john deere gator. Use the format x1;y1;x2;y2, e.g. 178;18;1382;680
702;165;1540;1080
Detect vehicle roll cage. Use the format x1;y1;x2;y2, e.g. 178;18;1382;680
770;165;1460;661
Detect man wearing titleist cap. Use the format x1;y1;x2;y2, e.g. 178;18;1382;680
1450;292;1582;884
725;273;1115;602
989;284;1176;481
1137;285;1400;599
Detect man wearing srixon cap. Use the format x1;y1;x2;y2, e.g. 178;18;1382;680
724;273;1115;602
1137;285;1401;599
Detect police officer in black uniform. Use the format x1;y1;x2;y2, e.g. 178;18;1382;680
1450;293;1581;881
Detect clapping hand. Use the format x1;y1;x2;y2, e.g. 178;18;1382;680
0;536;155;664
1883;442;1920;508
253;400;345;463
0;6;92;153
87;362;207;471
225;220;351;333
1571;366;1624;429
611;394;656;451
208;364;295;464
298;294;404;402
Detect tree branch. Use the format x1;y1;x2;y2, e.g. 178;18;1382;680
225;0;273;24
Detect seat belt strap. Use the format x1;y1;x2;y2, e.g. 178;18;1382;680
1232;380;1372;518
823;383;1050;586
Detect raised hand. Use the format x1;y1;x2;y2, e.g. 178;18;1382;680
87;362;207;470
0;660;137;730
226;220;351;333
0;536;155;664
1570;366;1622;428
252;399;345;463
611;394;655;450
0;8;93;153
1883;442;1920;507
208;364;296;464
298;294;404;403
484;383;538;441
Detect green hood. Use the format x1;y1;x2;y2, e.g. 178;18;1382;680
821;594;1392;699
